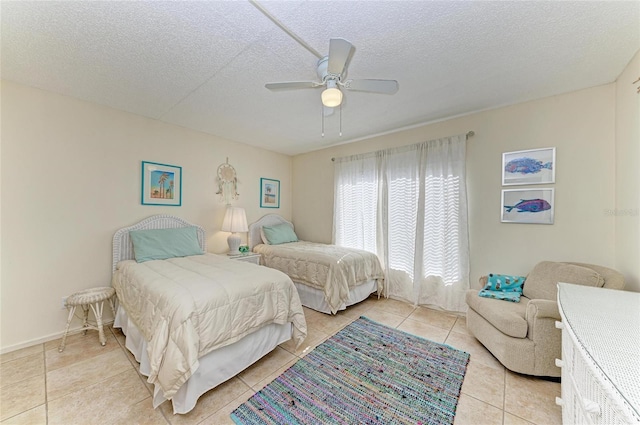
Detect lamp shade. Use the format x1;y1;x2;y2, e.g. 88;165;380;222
221;207;248;233
321;80;343;107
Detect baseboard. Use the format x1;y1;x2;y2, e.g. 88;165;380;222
0;319;116;355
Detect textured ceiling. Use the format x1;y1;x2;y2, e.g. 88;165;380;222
2;1;639;155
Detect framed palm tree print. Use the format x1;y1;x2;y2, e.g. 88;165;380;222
260;178;280;208
141;161;182;206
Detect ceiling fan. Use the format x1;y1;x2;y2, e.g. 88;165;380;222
265;38;399;109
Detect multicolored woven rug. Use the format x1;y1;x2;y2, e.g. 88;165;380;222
231;316;470;425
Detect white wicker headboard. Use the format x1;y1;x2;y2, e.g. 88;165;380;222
112;215;206;272
248;214;294;249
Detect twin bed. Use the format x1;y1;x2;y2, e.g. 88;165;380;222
111;215;306;414
248;214;385;314
111;213;383;415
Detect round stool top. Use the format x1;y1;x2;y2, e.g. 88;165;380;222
66;287;115;306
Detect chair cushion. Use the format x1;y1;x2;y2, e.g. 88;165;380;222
466;289;529;338
523;261;605;301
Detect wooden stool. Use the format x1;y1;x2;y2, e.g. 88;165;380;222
59;287;117;352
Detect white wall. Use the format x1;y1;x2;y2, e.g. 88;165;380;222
293;85;618;291
0;80;292;351
615;50;640;292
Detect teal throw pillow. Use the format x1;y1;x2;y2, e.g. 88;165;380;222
262;223;298;245
129;227;204;262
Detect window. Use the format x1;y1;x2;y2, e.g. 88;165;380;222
333;135;469;312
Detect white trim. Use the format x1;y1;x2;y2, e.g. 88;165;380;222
0;320;114;355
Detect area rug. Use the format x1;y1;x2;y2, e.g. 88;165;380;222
231;316;470;425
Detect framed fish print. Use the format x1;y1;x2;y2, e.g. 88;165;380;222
501;188;554;224
502;147;555;186
141;161;182;206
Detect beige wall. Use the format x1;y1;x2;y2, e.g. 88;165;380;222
2;61;636;352
615;50;640;292
0;80;292;351
293;85;618;290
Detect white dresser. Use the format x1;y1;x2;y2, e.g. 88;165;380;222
556;283;640;424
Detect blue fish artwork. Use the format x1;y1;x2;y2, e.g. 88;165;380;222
504;157;552;174
504;198;551;213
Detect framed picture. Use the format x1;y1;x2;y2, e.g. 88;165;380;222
502;147;555;186
260;178;280;208
501;188;554;224
141;161;182;206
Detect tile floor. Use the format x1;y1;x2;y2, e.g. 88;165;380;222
0;296;562;425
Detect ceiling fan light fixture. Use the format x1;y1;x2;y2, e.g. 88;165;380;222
321;80;342;107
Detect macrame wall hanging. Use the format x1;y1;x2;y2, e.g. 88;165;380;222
216;158;239;205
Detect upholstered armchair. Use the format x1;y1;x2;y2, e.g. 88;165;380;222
465;261;625;377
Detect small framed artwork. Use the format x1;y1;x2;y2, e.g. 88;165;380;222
502;147;555;186
501;188;554;224
260;178;280;208
141;161;182;206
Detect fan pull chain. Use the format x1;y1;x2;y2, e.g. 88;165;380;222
321;106;325;137
339;104;342;137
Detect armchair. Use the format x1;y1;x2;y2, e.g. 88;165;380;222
465;261;624;377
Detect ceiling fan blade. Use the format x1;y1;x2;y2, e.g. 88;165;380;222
327;38;355;76
344;79;399;94
265;81;321;91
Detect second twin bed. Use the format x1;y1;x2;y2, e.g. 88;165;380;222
248;214;385;314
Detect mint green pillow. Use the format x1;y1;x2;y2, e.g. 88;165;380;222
129;227;204;262
262;223;298;245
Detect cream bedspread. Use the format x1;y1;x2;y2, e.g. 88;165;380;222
112;254;306;399
253;241;384;313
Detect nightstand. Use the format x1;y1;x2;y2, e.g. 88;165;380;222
228;252;261;265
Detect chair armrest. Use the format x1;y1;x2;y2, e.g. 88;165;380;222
526;299;560;320
525;299;563;374
526;299;560;340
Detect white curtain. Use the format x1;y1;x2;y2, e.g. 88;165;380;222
333;134;469;312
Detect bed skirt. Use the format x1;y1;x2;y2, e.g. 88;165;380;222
294;279;378;314
114;306;292;414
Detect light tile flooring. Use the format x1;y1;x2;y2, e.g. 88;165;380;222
0;296;561;425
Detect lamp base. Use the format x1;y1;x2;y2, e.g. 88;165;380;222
227;233;242;255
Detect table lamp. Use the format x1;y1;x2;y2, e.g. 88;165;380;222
221;206;248;255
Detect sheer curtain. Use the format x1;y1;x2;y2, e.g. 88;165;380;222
333;134;469;312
